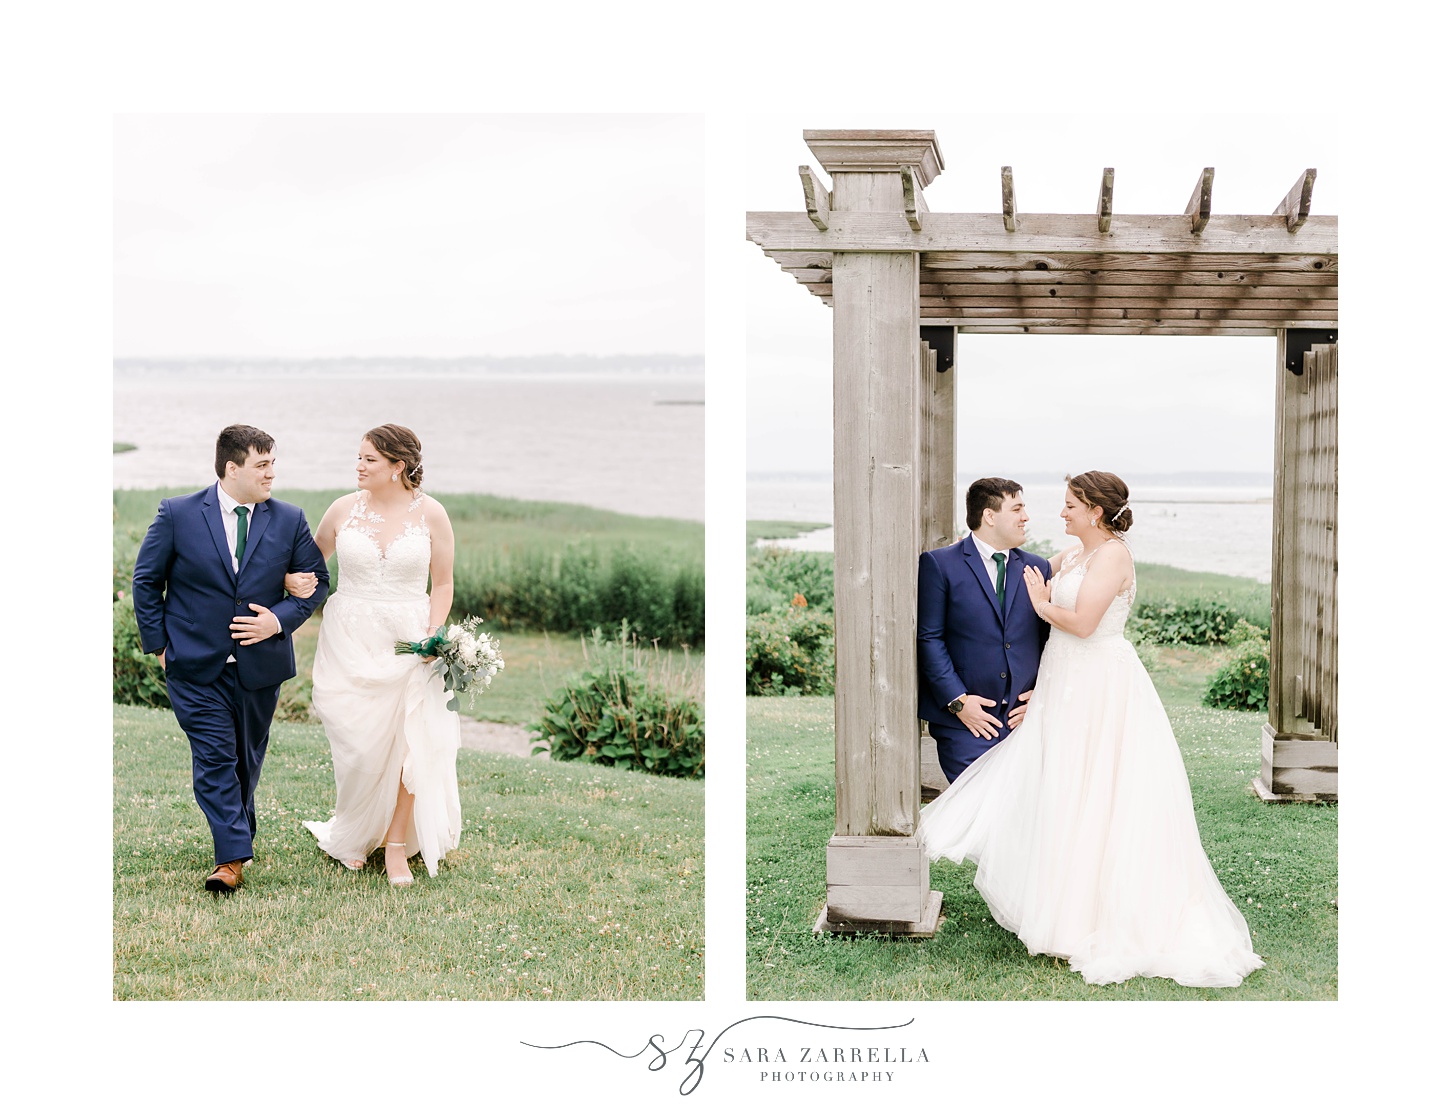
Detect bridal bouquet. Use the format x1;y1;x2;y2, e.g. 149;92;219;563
395;616;505;711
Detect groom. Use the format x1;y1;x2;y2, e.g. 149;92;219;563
917;478;1052;783
132;425;330;892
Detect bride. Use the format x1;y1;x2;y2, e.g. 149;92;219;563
291;424;462;885
918;470;1263;988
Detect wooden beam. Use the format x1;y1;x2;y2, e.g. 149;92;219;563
1185;167;1215;234
799;165;831;231
1098;168;1114;233
746;211;1338;255
901;165;922;231
1001;166;1017;232
941;321;1281;336
917;250;1337;273
911;267;1337;286
917;284;1336;303
1274;168;1317;233
915;309;1339;328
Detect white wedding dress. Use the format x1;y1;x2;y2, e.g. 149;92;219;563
303;491;461;876
918;539;1263;987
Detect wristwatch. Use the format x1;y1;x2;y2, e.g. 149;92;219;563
947;697;965;714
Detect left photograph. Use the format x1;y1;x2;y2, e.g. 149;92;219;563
113;115;705;1000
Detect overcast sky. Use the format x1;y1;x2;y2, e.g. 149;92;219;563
724;114;1337;477
114;114;704;358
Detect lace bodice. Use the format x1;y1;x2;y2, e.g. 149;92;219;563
1049;539;1136;643
333;491;431;600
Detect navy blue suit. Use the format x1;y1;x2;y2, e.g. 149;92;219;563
917;538;1052;782
132;486;329;865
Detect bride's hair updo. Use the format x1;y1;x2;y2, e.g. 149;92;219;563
1066;470;1133;533
364;424;424;489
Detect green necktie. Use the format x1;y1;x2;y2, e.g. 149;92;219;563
992;551;1006;608
234;506;249;564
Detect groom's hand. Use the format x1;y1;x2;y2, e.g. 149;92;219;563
955;695;1003;740
231;604;283;645
1007;689;1034;730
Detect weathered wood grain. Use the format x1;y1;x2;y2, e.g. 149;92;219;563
913;268;1338;286
1098;167;1115;233
916;294;1339;312
919;339;956;553
803;129;944;184
917;282;1335;300
816;890;944;937
936;322;1282;335
1264;335;1337;799
1000;166;1017;232
745;211;1338;254
1185;167;1215;233
832;247;922;840
902;165;923;231
917;251;1337;273
1274;168;1317;233
799;164;831;231
918;311;1337;329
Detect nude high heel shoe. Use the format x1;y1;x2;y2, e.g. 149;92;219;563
385;841;413;886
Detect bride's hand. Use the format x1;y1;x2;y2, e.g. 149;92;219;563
284;571;318;599
1023;566;1051;608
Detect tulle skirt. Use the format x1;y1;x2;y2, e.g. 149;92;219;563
302;592;461;877
919;632;1263;987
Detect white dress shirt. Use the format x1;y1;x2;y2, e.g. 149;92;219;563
217;483;282;654
969;530;1013;594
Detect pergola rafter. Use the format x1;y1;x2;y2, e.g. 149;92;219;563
747;129;1338;937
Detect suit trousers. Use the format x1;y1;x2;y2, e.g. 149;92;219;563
930;718;1010;784
166;663;280;865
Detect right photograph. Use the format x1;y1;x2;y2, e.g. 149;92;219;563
742;119;1338;1000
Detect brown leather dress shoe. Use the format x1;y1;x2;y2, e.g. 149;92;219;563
205;860;245;893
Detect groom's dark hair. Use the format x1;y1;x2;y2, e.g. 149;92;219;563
966;477;1023;531
215;425;275;479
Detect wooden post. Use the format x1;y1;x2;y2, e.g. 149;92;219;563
1260;332;1338;801
806;130;944;934
919;330;956;801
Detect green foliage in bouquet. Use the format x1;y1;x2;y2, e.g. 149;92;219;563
530;625;704;779
113;594;170;709
746;602;835;696
1203;620;1271;712
1128;597;1246;646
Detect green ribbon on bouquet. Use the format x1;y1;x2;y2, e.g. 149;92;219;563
394;629;448;658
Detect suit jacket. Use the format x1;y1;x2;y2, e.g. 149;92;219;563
917;537;1052;731
132;486;330;690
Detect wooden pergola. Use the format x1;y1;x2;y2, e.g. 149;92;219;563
747;129;1338;936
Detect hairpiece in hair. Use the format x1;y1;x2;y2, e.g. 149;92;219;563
1111;504;1132;524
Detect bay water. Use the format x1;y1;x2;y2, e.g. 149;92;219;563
749;472;1278;583
114;361;705;522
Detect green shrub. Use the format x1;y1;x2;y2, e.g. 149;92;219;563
1128;598;1245;645
113;594;170;709
451;543;705;646
1203;631;1271;712
745;547;835;616
1226;617;1268;645
746;604;835;696
530;627;704;778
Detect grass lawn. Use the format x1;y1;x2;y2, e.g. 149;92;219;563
745;644;1337;1001
114;704;703;1000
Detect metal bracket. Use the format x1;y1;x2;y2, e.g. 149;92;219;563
920;326;956;373
1285;328;1337;375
